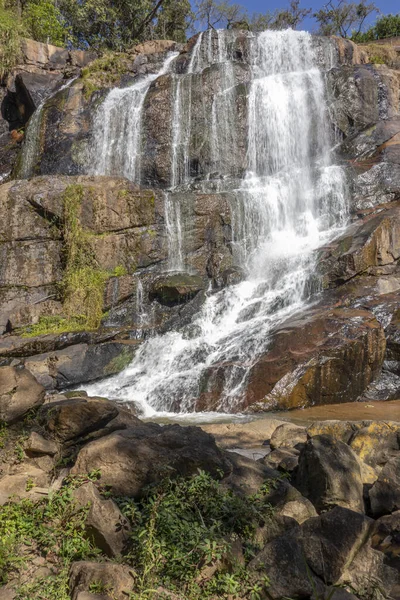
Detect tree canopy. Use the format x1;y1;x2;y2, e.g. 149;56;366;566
0;0;399;55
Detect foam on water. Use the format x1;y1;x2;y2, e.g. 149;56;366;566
83;29;348;419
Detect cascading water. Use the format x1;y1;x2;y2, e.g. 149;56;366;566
19;78;77;179
84;29;348;416
90;52;179;180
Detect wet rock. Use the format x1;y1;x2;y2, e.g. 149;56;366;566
0;365;45;423
69;562;135;600
296;435;364;513
150;273;205;306
72;482;131;557
328;64;399;138
71;424;230;497
369;456;400;516
301;506;373;584
318;204;400;287
270;423;307;450
243;308;385;412
38;396;119;442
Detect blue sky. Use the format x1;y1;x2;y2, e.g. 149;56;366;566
196;0;400;32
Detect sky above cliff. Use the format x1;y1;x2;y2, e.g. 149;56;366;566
200;0;399;32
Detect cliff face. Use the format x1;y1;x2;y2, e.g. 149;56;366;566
0;32;400;412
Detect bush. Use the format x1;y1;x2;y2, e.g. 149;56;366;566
22;0;69;46
352;13;400;42
0;2;24;77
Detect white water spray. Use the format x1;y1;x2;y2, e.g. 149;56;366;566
84;30;348;417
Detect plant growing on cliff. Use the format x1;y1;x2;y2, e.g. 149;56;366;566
61;184;108;329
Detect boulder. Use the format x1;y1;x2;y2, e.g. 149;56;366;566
150;274;205;306
306;420;366;444
222;452;302;508
261;448;300;472
301;506;373;584
25;431;58;456
24;342;136;390
69;562;134;600
278;497;317;524
0;467;49;505
73;482;131;557
296;435;364;513
270;423;307;450
369;456;400;517
38;396;119;442
349;421;400;468
249;529;325;599
71;424;230;497
371;510;400;572
0;366;45;424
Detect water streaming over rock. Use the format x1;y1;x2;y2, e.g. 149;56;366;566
90;52;179;181
84;29;348;416
19;78;77;179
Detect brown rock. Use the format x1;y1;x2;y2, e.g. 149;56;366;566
71;424;230;497
369;456;400;516
301;506;373;584
296;435;364;513
270;423;307;450
25;431;58;456
0;366;45;424
69;562;134;600
349;421;400;468
73;482;131;556
39;396;119;442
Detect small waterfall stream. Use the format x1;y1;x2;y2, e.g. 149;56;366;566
84;29;348;416
19;78;77;178
90;53;178;180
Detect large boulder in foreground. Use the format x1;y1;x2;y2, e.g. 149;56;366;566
71;424;230;497
0;365;45;423
295;435;364;513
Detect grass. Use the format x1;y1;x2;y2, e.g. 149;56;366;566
363;43;399;65
81;52;131;99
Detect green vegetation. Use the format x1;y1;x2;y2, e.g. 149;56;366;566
81;52;131;98
352;13;400;41
120;470;273;599
61;184;108;330
0;480;99;592
104;347;135;375
0;469;277;599
0;1;24;77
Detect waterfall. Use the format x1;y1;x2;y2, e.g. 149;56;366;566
90;52;179;181
19;78;77;179
84;30;348;416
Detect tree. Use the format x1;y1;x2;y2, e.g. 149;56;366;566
314;0;378;38
22;0;68;45
250;0;311;31
194;0;245;30
154;0;194;43
374;13;400;38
